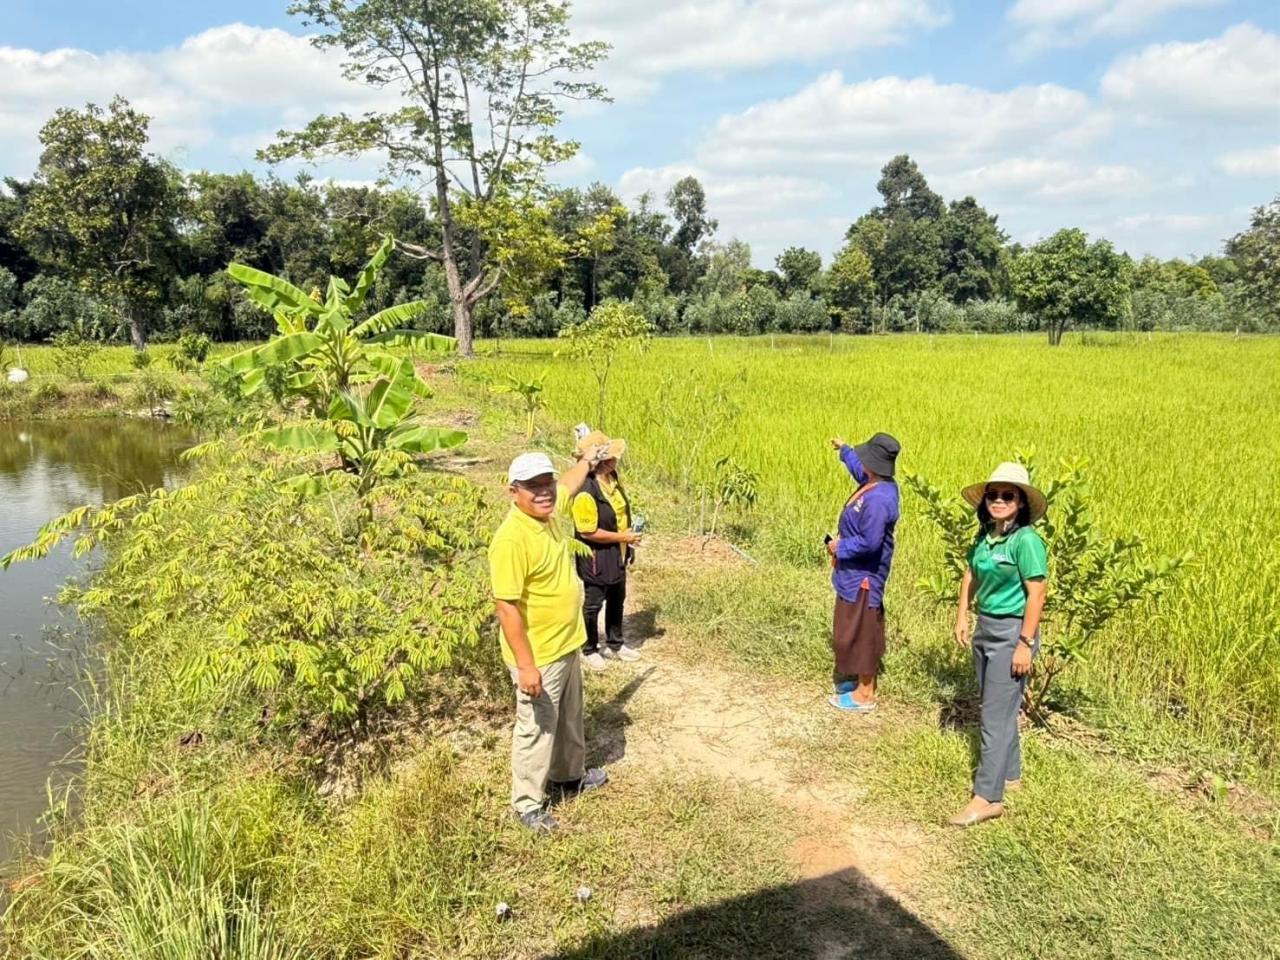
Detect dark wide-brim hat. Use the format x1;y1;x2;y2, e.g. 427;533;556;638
855;432;901;478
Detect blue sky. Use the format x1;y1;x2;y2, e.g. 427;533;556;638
3;1;1278;266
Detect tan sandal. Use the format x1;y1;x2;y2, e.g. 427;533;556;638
948;801;1004;827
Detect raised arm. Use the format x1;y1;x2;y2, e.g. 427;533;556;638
830;437;867;484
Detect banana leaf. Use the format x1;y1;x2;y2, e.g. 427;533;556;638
346;237;393;314
227;264;322;316
365;329;457;353
328;391;369;426
386;424;467;454
260;424;339;453
224;332;323;373
366;358;417;429
367;350;433;399
352;300;432;337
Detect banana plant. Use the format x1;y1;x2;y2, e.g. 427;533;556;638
220;237;467;507
222;236;454;412
493;370;547;438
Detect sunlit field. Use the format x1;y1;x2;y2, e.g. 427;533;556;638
483;333;1280;762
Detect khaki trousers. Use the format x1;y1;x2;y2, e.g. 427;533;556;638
509;650;586;814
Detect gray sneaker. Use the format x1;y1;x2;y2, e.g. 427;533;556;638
582;651;609;672
516;808;559;834
549;767;609;802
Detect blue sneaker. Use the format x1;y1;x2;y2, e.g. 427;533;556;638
834;679;857;695
828;692;877;713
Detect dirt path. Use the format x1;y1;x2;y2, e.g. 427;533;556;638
602;533;948;956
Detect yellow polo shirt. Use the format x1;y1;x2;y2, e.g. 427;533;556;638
489;485;585;667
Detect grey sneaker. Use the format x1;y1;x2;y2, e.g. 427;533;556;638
516;808;559;834
550;768;609;802
582;651;609;672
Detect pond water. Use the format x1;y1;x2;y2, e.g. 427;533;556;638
0;419;192;868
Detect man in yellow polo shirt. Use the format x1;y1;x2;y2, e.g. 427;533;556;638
490;446;611;833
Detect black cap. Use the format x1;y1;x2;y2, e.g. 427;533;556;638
854;432;901;478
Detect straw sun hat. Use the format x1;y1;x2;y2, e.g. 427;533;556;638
962;462;1047;522
573;429;626;463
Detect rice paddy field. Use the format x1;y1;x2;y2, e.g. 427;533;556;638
481;333;1280;770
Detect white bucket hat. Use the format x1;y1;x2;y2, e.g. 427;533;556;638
507;452;557;484
962;462;1047;522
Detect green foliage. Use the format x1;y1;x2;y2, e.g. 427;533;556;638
493;370;547;438
1225;195;1280;328
131;348;154;370
50;321;102;380
1009;229;1134;345
4;800;302;960
775;246;823;296
223;237;466;509
3;442;491;729
170;331;213;372
827;243;877;330
131;368;177;417
264;0;609;354
18;96;181;349
702;455;759;539
906;453;1188;715
557;298;653;428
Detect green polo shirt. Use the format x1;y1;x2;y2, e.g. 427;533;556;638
968;526;1048;617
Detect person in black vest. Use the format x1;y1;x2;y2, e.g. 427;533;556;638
572;430;642;672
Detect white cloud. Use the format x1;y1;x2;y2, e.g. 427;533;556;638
1101;23;1280;124
1008;0;1224;49
0;25;394;178
1110;212;1220;231
1217;145;1280;177
935;158;1149;205
694;72;1108;174
574;0;948;99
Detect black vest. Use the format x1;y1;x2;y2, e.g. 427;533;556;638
575;473;632;586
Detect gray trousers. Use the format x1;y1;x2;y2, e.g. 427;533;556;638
972;614;1036;803
508;650;586;814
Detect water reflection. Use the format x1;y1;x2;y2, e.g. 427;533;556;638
0;419;192;869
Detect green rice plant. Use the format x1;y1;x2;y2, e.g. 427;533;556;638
484;333;1280;767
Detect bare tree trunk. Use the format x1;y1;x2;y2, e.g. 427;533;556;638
128;307;146;351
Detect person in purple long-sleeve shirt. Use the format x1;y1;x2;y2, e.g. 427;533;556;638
825;432;901;713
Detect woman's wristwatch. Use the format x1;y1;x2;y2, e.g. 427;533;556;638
1017;634;1036;648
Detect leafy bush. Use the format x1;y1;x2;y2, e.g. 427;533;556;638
18;274;120;341
905;453;1188;716
173;331;213;371
772;292;829;333
50;322;103;380
32;380;65;406
132;348;154;369
131;368;177;416
5;443;492;732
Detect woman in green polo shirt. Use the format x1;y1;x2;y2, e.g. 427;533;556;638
950;462;1049;827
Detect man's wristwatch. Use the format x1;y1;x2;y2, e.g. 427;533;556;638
1017;635;1036;648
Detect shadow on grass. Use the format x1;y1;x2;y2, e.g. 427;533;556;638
623;603;666;648
541;866;962;960
583;668;653;770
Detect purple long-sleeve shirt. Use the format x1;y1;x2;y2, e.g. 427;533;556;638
831;445;899;608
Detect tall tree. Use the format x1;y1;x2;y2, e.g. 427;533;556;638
1225;196;1280;328
827;243;877;331
267;0;609;356
18;97;181;349
939;196;1006;303
874;154;944;222
847;155;946;303
1009;228;1132;345
661;176;717;294
775;246;823;296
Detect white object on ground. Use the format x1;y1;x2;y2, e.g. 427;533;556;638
7;368;29;384
582;651;609;672
575;886;592;903
615;646;641;663
496;902;513;921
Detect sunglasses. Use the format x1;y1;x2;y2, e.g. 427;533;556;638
984;489;1021;504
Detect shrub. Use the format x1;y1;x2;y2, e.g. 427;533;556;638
18;274;120;341
32;380;65;406
50;323;103;381
772;293;829;333
130;368;177;416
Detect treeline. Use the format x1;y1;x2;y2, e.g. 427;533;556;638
1;100;1276;345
